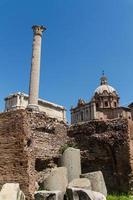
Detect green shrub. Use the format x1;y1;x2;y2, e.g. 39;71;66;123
59;142;78;154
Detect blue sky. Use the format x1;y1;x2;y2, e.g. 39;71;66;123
0;0;133;120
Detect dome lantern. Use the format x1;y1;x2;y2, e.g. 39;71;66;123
100;70;108;85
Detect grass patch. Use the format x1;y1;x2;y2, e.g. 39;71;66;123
107;194;133;200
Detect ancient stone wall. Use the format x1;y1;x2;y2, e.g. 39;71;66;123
127;120;133;193
0;110;31;199
0;110;67;200
1;109;133;197
25;111;68;186
68;119;133;193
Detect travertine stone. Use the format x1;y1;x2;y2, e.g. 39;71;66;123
43;167;68;194
67;187;106;200
61;148;81;182
28;25;46;110
80;171;107;197
0;183;25;200
68;178;91;190
5;92;66;122
34;190;63;200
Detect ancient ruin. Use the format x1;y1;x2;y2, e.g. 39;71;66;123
4;25;66;122
0;25;133;199
4;92;66;122
68;119;133;194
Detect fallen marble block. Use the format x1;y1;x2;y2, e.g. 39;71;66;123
34;190;63;200
66;187;106;200
43;167;68;194
81;171;107;197
68;178;92;190
0;183;25;200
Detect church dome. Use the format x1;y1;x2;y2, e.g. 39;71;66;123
92;73;120;109
95;84;117;94
94;74;118;95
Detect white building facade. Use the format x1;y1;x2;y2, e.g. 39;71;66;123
5;92;66;122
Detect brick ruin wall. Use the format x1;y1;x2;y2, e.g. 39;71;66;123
68;119;133;194
0;110;68;200
0;110;133;198
0;111;31;199
25;111;68;187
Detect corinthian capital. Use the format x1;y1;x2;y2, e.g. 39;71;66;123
32;25;46;36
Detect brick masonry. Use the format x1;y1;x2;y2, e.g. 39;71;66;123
68;119;133;193
0;110;133;198
0;110;67;200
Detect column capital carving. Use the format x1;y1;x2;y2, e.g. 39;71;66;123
32;25;46;36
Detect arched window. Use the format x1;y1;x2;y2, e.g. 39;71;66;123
81;111;84;121
104;101;108;107
96;103;99;108
114;102;117;107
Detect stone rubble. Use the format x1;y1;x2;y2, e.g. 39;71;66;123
66;187;106;200
81;171;107;197
0;147;107;200
34;190;63;200
39;148;107;200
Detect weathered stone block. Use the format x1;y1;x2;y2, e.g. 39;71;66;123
0;183;25;200
43;167;68;193
34;190;63;200
81;171;107;197
61;147;81;182
68;178;91;190
67;187;106;200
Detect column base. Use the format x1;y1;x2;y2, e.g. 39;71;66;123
27;104;39;112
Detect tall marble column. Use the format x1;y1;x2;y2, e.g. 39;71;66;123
28;25;46;110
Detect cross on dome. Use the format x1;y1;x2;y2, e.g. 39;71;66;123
100;71;108;85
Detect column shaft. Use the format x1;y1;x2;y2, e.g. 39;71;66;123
28;25;46;110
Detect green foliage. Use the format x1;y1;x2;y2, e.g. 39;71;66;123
107;194;133;200
38;182;44;191
59;142;78;154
